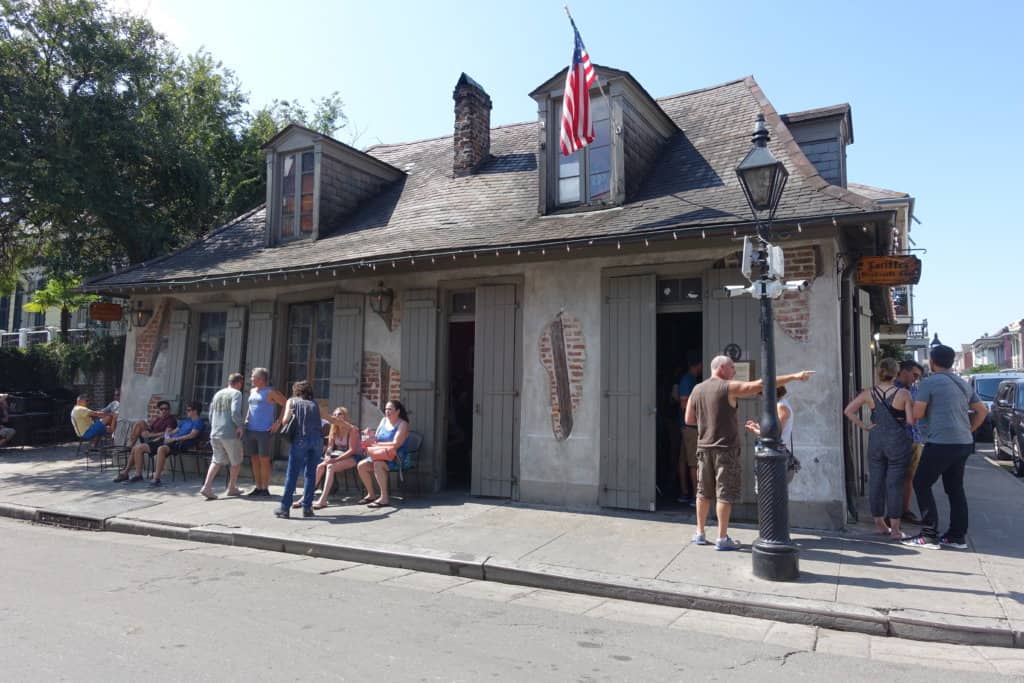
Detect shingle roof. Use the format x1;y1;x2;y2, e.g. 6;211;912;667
86;76;885;290
848;182;909;201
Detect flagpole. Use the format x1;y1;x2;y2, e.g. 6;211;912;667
563;5;609;103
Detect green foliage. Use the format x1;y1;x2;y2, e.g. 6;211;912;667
879;342;909;360
0;335;124;390
22;275;99;337
966;363;1000;375
0;0;352;280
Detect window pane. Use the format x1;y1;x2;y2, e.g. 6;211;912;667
590;144;611;174
559;152;580;179
591;95;609;121
300;214;314;233
590;172;610;199
301;151;314;172
192;312;227;407
559;177;580;204
301;174;314;193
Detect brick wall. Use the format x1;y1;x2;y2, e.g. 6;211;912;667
361;351;401;411
146;394;165;420
539;313;586;441
775;246;820;343
133;300;169;376
453;75;492;176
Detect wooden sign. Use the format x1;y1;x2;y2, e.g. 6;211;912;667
89;302;123;322
855;256;922;286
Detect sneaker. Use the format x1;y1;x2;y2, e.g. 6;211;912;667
127;474;143;483
258;488;272;497
715;537;741;551
198;487;217;501
938;535;968;550
149;479;162;488
273;508;289;519
112;472;129;483
692;532;710;546
245;488;263;497
900;534;940;549
225;488;243;497
302;508;315;518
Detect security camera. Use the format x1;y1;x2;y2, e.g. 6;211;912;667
785;280;810;292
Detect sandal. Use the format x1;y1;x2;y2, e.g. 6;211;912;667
312;502;328;510
367;500;390;508
356;495;375;505
291;501;303;509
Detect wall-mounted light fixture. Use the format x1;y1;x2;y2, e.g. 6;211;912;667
131;300;154;328
368;281;395;329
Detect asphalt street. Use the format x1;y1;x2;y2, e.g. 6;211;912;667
1;518;1019;681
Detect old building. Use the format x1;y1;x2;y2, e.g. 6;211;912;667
84;69;913;529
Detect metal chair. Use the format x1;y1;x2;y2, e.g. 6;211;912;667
389;430;421;494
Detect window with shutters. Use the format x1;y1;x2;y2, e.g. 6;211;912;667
192;312;227;407
287;300;333;399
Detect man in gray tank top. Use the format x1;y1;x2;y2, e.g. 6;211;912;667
684;355;815;551
901;345;986;550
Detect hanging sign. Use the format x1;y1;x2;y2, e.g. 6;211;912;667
855;256;922;286
89;302;123;322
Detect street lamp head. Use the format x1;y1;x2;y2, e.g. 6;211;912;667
735;114;789;220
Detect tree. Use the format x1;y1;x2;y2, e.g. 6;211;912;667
965;364;1000;375
22;276;99;340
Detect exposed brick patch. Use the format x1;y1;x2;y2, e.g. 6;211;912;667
361;351;399;411
146;394;165;420
539;313;585;441
774;246;819;343
133;300;169;376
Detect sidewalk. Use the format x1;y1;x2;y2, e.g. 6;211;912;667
1;443;1022;649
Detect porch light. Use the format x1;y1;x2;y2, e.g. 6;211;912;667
368;281;395;327
131;300;154;328
735;114;789;221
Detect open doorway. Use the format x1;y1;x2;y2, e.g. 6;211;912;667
445;320;475;491
656;311;702;509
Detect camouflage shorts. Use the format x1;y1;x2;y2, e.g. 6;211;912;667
696;448;742;503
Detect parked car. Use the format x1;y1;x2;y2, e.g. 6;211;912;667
966;371;1024;441
992;378;1024;476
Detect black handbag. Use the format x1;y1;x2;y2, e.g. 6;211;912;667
281;401;299;440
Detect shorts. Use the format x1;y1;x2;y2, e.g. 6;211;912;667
211;438;243;466
907;442;924;478
82;421;107;440
679;427;698;468
142;437;163;451
697;447;742;503
244;429;275;457
167;440;196;453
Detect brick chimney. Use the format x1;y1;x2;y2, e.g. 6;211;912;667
452;73;492;176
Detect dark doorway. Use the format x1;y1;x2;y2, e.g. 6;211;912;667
446;321;475;490
656;311;702;509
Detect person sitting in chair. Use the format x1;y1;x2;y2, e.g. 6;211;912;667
114;400;178;483
149;402;206;488
70;395;114;443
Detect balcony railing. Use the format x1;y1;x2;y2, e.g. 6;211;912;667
907;320;928;341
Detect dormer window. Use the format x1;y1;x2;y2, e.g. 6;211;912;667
557;95;611;206
280;150;315;240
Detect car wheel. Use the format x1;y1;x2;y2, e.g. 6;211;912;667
1014;438;1024;478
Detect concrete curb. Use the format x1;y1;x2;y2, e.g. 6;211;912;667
3;503;1018;649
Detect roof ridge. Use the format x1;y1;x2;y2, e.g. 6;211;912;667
655;76;750;104
366;119;537;153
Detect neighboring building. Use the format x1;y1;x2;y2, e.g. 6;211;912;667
83;71;916;529
954;343;974;374
0;268;127;344
973;330;1010;368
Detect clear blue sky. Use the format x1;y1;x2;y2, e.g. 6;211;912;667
121;0;1022;351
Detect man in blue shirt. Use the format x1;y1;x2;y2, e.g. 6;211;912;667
677;356;703;505
150;401;207;488
902;346;987;550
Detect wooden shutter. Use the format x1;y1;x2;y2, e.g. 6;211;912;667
600;274;656;510
471;284;520;498
703;268;762;504
329;293;365;426
221;306;247;385
163;308;191;413
245;301;275;379
400;289;438;480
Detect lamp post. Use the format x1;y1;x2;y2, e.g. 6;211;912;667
735;113;799;581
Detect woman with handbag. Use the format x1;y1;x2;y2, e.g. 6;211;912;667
275;382;352;519
357;400;410;508
843;358;917;540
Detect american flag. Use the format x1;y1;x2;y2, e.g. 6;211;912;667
559;20;597;157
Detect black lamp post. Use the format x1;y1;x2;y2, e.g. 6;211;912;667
735;113;799;581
